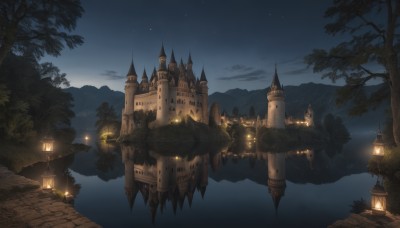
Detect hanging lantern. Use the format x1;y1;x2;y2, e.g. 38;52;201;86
41;136;55;152
370;180;388;215
42;172;55;190
372;130;385;158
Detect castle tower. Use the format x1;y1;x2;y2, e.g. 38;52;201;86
156;44;170;126
304;104;314;127
168;49;177;71
200;68;208;124
121;61;138;135
267;65;285;129
140;69;149;93
121;144;138;210
267;152;286;211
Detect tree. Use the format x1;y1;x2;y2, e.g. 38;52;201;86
95;102;120;139
249;106;256;118
305;0;400;146
232;106;239;117
0;54;75;142
0;0;84;66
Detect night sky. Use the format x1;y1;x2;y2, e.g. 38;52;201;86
43;0;345;94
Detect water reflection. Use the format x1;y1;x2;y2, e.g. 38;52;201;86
121;144;209;223
19;134;388;227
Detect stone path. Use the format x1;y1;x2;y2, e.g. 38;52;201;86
0;165;101;227
329;210;400;228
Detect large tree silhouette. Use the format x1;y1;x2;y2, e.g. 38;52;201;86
0;0;84;66
306;0;400;146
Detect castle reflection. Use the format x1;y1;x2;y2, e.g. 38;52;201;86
121;144;209;223
121;143;315;222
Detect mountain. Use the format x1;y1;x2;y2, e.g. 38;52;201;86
64;85;124;132
209;82;388;130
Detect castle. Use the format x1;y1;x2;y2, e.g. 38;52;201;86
120;45;209;135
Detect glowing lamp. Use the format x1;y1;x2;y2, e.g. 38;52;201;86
372;131;385;158
42;173;55;190
41;137;54;152
84;135;89;141
370;180;388;215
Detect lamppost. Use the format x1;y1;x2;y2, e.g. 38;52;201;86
370;179;388;215
372;130;385;159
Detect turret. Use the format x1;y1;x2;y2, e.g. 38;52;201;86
121;144;138;210
140;69;149;93
156;45;169;126
121;61;138;135
168;49;177;71
187;53;193;70
267;65;285;129
200;68;208;124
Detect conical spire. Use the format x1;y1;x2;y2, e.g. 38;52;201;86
187;52;193;65
142;69;148;80
170;49;176;63
200;68;207;82
270;64;282;91
159;43;166;57
127;61;137;76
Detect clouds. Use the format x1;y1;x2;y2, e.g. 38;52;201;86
284;67;309;75
101;70;124;80
219;64;267;82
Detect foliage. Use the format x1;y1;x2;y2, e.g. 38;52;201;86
0;0;84;66
0;54;75;143
249;105;256;118
95;102;120;139
384;177;400;214
232;106;239;117
322;113;351;144
305;0;400;146
133;110;156;129
368;146;400;178
350;198;369;214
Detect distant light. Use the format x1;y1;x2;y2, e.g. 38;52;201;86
84;135;89;141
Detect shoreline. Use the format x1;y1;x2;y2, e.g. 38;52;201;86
329;210;400;227
0;165;100;227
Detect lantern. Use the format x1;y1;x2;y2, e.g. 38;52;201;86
41;137;55;152
372;130;385;158
370;180;388;215
42;172;55;190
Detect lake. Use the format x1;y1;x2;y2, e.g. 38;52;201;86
20;131;379;227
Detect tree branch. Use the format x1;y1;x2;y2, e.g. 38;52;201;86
359;65;389;79
356;14;386;42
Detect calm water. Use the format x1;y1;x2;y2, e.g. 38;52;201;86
21;132;378;228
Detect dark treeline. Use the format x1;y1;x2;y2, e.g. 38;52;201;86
0;54;75;145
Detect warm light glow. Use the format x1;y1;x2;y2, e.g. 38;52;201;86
42;176;55;189
84;136;89;141
247;134;251;139
374;201;383;211
64;191;69;196
175;156;180;160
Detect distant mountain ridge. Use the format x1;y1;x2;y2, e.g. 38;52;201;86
64;83;387;132
64;85;124;131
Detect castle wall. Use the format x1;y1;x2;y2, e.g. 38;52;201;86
134;92;157;112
